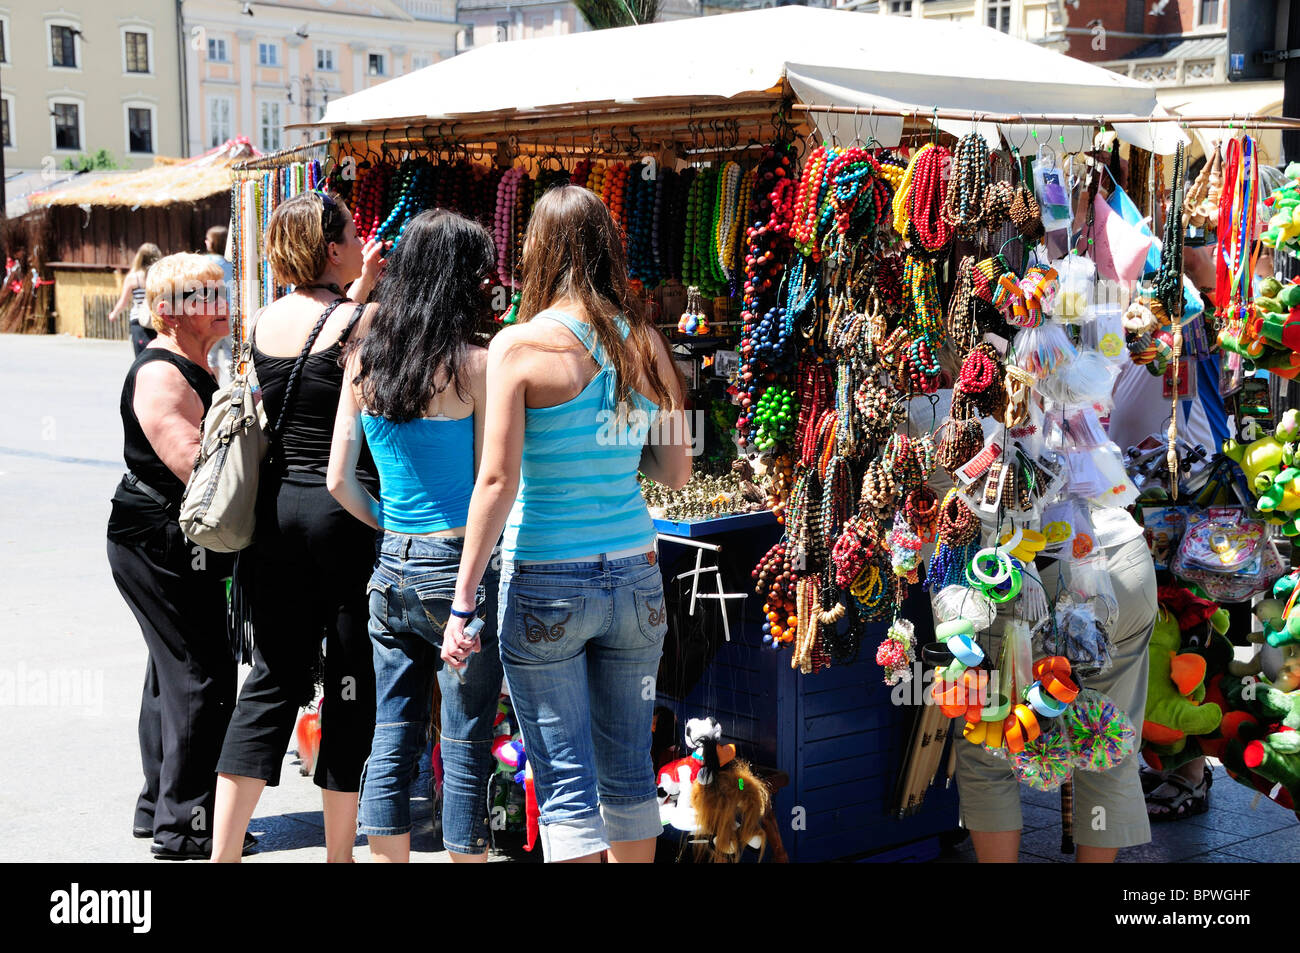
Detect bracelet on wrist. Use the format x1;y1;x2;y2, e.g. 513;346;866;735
449;605;477;620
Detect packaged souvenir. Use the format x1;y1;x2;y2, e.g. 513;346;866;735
1137;505;1190;571
1171;507;1283;602
1050;254;1097;323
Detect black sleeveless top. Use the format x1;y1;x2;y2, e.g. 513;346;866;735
108;348;217;542
253;305;377;487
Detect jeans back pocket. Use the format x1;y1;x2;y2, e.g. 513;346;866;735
507;592;587;662
633;584;668;643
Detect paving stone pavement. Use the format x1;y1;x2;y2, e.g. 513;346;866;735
3;335;1296;864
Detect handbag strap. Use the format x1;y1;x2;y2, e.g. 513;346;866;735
267;298;347;441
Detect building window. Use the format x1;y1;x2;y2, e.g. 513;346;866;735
259;101;282;152
987;0;1011;33
316;47;334;71
0;17;9;64
887;1;912;13
127;106;154;153
125;31;150;73
463;23;474;47
208;96;232;148
208;37;228;62
51;24;79;68
52;102;80;150
1;98;11;148
411;54;431;70
258;42;279;67
368;53;386;75
1198;0;1220;27
496;20;510;42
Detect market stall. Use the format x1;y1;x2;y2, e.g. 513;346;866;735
229;6;1300;859
19;138;255;338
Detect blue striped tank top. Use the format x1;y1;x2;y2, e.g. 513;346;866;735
502;310;658;562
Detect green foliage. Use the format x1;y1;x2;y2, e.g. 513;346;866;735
574;0;659;30
60;149;120;173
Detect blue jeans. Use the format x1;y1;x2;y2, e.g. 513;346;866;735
498;551;667;862
358;532;502;855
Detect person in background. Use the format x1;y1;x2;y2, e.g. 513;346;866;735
328;209;502;863
106;253;246;860
109;243;163;356
442;185;691;863
210;191;384;863
204;225;235;387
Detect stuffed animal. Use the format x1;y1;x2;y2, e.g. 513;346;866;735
1142;608;1223;750
687;717;770;862
1212;674;1300;818
1259;575;1300;648
1222;410;1300;529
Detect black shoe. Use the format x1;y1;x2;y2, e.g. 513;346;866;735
132;826;153;839
151;832;258;860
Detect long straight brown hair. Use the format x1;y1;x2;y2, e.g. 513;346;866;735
517;184;682;411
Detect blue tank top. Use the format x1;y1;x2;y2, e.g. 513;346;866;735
502;310;658;562
361;412;474;534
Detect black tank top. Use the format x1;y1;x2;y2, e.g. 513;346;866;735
122;348;217;500
253;305;377;486
108;348;217;543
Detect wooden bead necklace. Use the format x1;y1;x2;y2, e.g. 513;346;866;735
942;133;991;237
906;144;953;252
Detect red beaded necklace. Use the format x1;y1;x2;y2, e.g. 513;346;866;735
907;145;953;252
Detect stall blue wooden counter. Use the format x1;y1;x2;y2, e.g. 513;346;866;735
652;512;959;862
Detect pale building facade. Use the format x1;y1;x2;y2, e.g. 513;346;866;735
849;0;1069;49
182;0;461;155
0;1;185;172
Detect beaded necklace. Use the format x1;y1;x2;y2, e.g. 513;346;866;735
792;146;835;256
942;132;991;237
493;168;525;287
891;144;931;238
712;161;742;286
926;489;981;591
907;145;953;252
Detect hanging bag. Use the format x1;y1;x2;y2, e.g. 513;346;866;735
179;299;352;552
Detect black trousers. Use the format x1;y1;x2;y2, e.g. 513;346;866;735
130;322;157;355
108;523;235;851
217;480;377;791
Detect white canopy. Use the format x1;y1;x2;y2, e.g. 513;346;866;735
320;6;1181;153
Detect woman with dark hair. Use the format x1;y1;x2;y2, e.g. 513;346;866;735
327;208;501;862
211;190;384;863
443;184;692;863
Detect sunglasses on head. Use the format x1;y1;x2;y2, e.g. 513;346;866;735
317;190;347;243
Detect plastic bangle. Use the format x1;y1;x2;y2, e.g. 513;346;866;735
1027;682;1069;718
937;659;968;683
980;692;1011;722
987;567;1023;603
936;619;976;641
946;633;985;668
970;548;1012;586
1003;704;1041;753
1040;673;1079;704
449;605;477;619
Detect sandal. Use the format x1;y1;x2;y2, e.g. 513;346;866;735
1139;764;1165;795
1146;766;1212;822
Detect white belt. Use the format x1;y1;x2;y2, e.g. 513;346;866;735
513;543;656;566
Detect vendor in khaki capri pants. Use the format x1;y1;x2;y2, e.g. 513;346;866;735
954;507;1155;862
